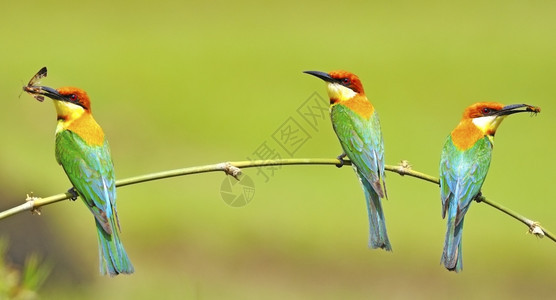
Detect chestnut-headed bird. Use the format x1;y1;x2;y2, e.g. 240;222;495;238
440;102;540;272
24;84;134;276
304;70;391;251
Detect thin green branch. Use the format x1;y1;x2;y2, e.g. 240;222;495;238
476;195;554;242
0;158;553;243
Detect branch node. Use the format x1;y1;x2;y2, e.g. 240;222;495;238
25;193;41;215
220;162;242;180
396;160;412;176
528;222;545;238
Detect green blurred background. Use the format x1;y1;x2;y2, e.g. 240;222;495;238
1;0;555;298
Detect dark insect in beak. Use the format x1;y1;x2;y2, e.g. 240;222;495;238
23;67;48;102
496;104;541;116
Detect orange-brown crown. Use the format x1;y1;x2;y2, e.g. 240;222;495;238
461;102;504;120
328;70;365;94
56;87;92;111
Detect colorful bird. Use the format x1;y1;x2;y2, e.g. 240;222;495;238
24;84;134;276
304;70;391;251
440;102;540;272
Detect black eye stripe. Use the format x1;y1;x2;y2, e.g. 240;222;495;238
481;107;497;115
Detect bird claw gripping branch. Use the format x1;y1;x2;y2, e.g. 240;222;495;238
474;191;484;203
336;153;347;168
67;187;79;201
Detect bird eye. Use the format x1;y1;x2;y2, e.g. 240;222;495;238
481;107;491;114
69;94;78;101
342;78;350;85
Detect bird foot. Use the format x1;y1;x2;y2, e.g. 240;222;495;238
336;153;347;168
474;191;484;203
67;187;78;201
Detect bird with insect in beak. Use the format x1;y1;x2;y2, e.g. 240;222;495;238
440;102;540;272
23;68;134;276
304;70;391;251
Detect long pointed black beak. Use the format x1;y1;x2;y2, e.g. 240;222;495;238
303;70;338;83
23;85;64;101
497;104;541;116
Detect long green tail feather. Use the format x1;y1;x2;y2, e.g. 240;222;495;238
441;200;464;272
360;172;392;251
96;217;134;276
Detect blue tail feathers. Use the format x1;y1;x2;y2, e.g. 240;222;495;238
441;201;464;272
361;175;392;251
96;217;134;276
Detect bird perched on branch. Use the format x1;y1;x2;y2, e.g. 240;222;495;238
304;70;391;251
23;68;134;276
440;102;540;272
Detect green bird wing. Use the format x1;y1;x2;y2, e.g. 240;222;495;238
55;129;117;235
440;135;492;225
331;104;386;196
